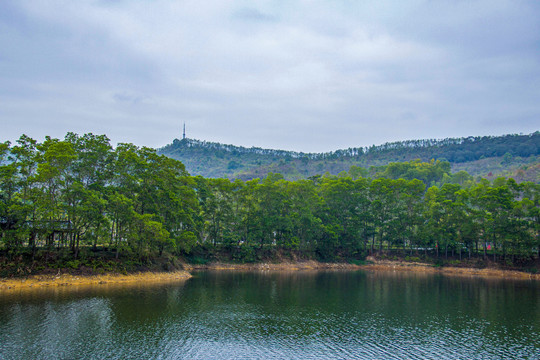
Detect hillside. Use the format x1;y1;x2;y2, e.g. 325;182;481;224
158;132;540;182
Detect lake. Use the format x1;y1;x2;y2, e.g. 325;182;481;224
1;270;539;359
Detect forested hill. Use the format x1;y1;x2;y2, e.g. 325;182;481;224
158;132;540;182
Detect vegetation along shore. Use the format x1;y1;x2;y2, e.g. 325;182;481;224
2;256;538;291
1;132;539;284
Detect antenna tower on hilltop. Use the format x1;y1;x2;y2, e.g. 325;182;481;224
183;123;186;140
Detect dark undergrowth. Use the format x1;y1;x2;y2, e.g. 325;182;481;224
0;248;185;278
184;245;540;274
2;246;539;278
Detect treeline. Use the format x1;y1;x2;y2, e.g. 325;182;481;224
195;173;539;262
159;133;539;180
163;133;540;162
1;133;539;265
364;132;539;163
0;133;199;260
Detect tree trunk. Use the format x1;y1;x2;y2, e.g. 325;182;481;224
74;233;80;259
493;235;498;262
115;227;120;260
70;232;75;252
31;234;37;260
110;219;115;248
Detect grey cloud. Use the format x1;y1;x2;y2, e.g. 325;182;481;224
0;0;538;152
232;8;278;22
112;92;148;104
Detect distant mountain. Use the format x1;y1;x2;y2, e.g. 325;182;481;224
158;132;540;182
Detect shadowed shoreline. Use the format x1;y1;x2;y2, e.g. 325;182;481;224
2;258;539;292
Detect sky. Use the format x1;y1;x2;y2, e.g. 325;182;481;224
1;0;539;153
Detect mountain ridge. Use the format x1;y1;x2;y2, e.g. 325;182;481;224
158;132;540;182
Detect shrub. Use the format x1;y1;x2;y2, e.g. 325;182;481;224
405;256;421;263
187;256;209;265
65;260;81;269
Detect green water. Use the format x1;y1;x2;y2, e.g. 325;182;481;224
1;270;539;359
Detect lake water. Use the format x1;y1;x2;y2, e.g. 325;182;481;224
1;270;539;359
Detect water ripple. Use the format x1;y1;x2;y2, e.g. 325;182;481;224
1;272;539;359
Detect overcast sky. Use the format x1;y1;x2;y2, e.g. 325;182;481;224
1;0;539;152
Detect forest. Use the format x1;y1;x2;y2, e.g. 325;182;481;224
159;133;540;181
1;133;539;275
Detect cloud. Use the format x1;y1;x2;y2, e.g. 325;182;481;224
112;92;148;105
232;8;278;23
1;0;539;152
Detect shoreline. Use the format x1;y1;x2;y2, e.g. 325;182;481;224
186;259;540;280
0;270;191;291
361;260;540;280
1;259;538;291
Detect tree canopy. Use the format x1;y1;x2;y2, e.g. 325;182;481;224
1;133;539;267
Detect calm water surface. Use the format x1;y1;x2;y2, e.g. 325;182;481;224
0;270;539;359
